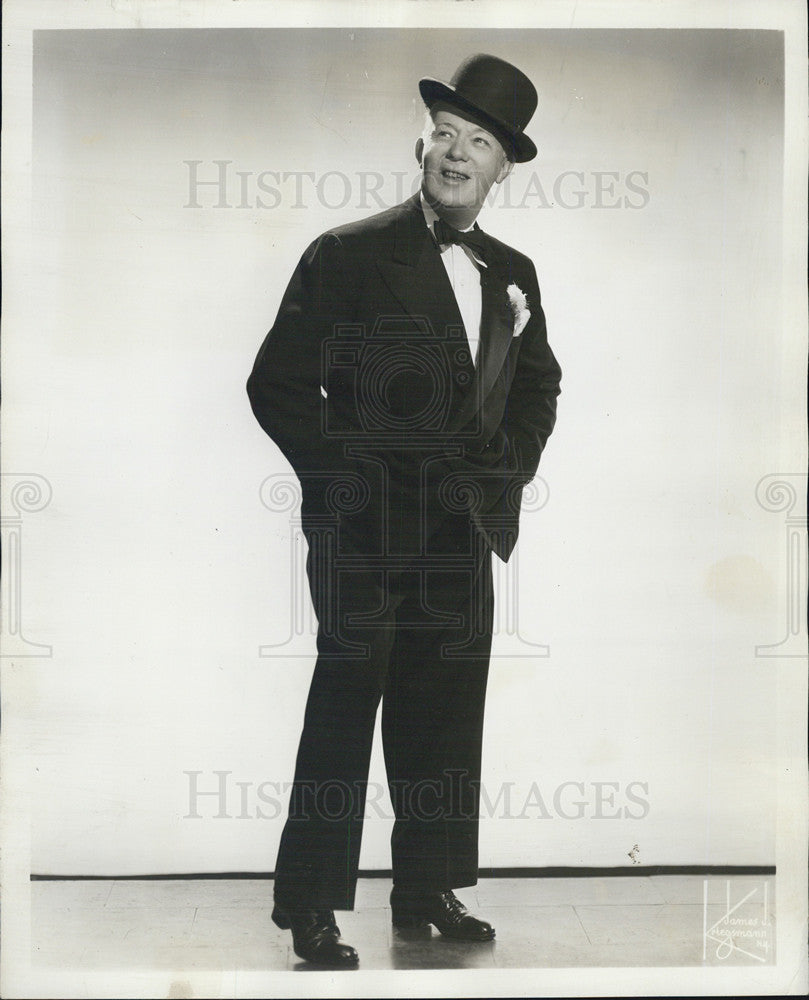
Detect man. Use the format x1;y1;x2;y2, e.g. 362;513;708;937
247;53;561;967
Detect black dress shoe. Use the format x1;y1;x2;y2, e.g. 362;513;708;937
272;904;359;967
390;889;495;941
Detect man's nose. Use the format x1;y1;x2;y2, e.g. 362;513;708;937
447;134;469;160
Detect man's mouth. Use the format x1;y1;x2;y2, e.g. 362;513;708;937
441;168;470;181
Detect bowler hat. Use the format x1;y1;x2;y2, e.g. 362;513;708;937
419;53;538;162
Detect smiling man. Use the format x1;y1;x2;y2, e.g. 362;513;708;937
247;53;561;967
418;103;514;227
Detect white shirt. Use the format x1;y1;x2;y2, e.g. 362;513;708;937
420;195;484;366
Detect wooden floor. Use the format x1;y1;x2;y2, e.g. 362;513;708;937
31;874;775;971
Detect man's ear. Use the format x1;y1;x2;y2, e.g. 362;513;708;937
496;157;515;185
415;137;424;166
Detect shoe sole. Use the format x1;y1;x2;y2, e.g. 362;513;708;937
437;927;496;941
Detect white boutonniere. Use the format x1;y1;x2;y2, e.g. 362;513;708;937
507;283;531;337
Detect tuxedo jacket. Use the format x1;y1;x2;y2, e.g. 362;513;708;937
247;193;561;562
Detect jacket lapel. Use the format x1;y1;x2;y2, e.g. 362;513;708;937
448;236;515;432
376;195;467;348
375;197;516;434
476;242;516;402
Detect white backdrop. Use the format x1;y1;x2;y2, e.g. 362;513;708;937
5;22;801;876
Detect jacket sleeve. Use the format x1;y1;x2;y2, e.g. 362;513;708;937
247;232;354;477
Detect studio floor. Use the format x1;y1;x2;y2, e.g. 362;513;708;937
31;874;775;971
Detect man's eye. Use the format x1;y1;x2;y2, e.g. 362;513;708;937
474;137;490;147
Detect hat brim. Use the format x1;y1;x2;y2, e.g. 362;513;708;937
419;78;537;163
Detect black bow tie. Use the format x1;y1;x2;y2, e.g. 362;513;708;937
433;219;487;261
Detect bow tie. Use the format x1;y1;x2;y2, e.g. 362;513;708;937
433;218;487;262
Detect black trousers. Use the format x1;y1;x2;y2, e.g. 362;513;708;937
273;516;494;911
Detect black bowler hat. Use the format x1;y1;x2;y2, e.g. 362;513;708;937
419;53;538;162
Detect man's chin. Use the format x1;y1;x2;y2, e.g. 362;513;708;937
424;184;477;213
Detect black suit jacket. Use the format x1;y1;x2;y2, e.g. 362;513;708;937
248;193;561;561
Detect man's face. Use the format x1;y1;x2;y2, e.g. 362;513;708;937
417;102;513;226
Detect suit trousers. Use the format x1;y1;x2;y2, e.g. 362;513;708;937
273;513;494;911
